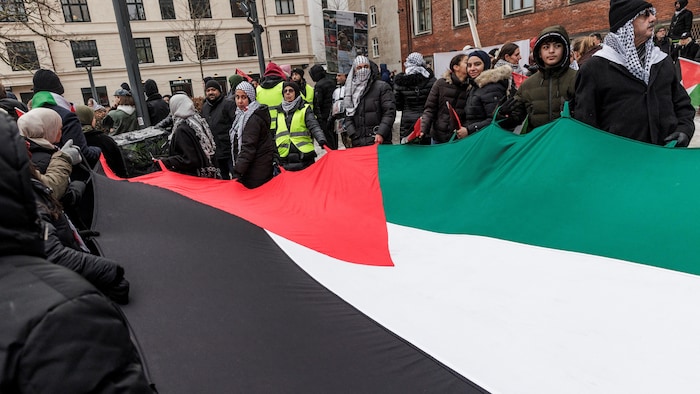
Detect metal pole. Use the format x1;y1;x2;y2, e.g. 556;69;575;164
86;65;99;105
112;0;151;127
244;0;266;76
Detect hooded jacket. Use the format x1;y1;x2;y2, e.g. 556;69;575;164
394;68;436;139
421;70;470;143
144;79;170;125
343;62;396;146
464;65;515;133
309;65;335;132
233;105;276;189
0;113;151;392
669;1;693;40
514;25;577;130
202;93;237;160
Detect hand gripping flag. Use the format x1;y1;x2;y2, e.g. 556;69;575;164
400;117;422;144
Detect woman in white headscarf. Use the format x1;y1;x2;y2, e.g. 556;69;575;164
160;94;220;178
393;52;436;144
342;55;396;147
230;81;276;188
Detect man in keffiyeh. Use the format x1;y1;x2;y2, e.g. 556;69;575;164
574;0;695;147
342;55;396;147
31;69;102;166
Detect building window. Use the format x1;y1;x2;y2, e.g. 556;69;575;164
505;0;533;15
166;36;183;61
0;0;27;22
371;37;379;57
127;0;146;20
413;0;431;34
80;86;109;106
275;0;294;15
134;38;154;63
170;78;193;97
6;41;38;71
195;34;217;60
230;0;246;17
189;0;212;18
160;0;175;19
453;0;475;26
235;33;256;57
280;30;299;53
321;0;328;8
70;40;100;67
61;0;90;22
369;6;377;27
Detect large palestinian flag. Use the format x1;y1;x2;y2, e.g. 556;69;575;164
96;111;700;393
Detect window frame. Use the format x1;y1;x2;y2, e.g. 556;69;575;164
61;0;90;23
371;37;379;57
70;40;101;68
453;0;475;27
279;30;299;54
134;38;154;63
189;0;212;19
6;41;39;71
235;33;256;57
0;0;27;22
166;36;183;61
369;6;377;27
159;0;175;20
275;0;295;15
230;0;246;17
412;0;432;35
127;0;146;21
504;0;534;16
195;34;218;60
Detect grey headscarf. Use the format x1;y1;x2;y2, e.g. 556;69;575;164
169;94;217;163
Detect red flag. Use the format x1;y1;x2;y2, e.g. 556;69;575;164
446;101;462;130
236;68;253;82
15;107;25;118
400;117;422;144
512;72;528;89
679;58;700;89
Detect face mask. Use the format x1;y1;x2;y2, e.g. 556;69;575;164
355;68;370;80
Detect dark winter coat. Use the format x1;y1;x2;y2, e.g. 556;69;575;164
464;65;514;134
0;97;27;121
202;94;237;160
344;72;396;147
0;114;151;392
393;69;436;139
233;105;276;188
574;45;695;145
161;121;211;177
27;138;57;173
654;36;672;55
309;66;335;130
514;25;577;130
45;103;101;165
669;8;693;40
672;40;700;61
83;126;129;178
421;71;470;143
146;93;170;125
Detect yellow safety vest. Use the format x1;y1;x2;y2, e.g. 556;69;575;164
301;84;314;108
276;104;315;157
256;83;284;130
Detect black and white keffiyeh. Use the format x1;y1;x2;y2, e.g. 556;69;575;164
604;19;655;84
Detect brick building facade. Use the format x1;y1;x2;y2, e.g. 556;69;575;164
398;0;699;63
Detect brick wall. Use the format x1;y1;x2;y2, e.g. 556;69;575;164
399;0;698;64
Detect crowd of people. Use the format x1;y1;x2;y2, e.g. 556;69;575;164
1;0;697;390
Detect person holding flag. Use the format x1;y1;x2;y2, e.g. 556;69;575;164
574;0;694;147
394;52;435;144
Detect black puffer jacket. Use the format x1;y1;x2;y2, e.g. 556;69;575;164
344;66;396;147
202;94;237;160
421;71;470;143
464;65;515;133
393;69;436;139
309;65;335;130
161;122;211;177
233;105;276;188
0;114;151;392
146;94;170;125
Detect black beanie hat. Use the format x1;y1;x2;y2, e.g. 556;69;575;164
609;0;653;32
205;79;222;92
282;81;300;98
291;68;305;78
32;69;64;95
677;0;688;9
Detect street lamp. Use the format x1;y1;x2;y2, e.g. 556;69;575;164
238;0;266;76
76;56;99;106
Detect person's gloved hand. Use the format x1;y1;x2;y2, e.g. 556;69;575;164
60;139;82;165
104;277;130;305
60;180;86;208
665;131;690;147
319;141;329;150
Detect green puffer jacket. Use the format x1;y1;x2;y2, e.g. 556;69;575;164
515;25;577;131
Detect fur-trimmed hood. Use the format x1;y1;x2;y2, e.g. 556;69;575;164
474;65;512;88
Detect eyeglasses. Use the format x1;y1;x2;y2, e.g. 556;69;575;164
283;88;295;93
638;7;656;18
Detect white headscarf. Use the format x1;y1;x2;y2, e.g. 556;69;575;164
343;55;371;117
404;52;430;78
